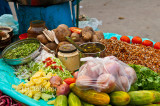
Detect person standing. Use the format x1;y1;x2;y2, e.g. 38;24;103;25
0;0;12;16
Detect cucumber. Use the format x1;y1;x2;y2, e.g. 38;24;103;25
144;104;160;106
82;101;94;106
110;91;130;106
128;90;155;105
54;95;67;106
68;92;82;106
70;83;110;105
151;91;160;103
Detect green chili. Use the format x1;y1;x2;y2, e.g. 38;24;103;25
4;42;39;59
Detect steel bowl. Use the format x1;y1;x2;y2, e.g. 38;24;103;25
79;42;106;58
2;38;41;65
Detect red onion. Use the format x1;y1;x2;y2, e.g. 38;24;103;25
0;90;22;106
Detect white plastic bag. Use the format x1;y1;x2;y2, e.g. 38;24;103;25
76;56;137;93
0;14;19;35
79;18;102;30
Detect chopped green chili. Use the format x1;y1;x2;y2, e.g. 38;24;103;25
4;42;39;59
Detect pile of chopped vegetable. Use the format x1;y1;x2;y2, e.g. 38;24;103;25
0;90;22;106
14;57;72;81
13;70;56;101
129;64;160;91
4;42;39;59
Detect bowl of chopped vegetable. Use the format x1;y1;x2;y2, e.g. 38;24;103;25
2;38;41;65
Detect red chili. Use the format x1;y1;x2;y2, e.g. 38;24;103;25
59;65;63;71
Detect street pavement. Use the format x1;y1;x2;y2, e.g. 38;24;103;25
80;0;160;42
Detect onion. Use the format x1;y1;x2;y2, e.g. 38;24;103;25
0;90;22;106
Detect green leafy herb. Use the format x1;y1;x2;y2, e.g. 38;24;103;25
129;64;160;91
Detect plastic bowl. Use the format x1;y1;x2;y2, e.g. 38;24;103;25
2;38;41;65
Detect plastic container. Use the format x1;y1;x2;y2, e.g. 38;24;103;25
58;44;80;73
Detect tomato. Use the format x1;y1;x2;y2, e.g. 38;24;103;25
154;42;160;49
110;37;117;40
51;61;56;64
69;27;82;34
42;60;46;63
142;40;153;47
64;78;76;85
46;61;52;67
51;65;57;69
132;36;142;44
120;36;130;43
45;57;51;61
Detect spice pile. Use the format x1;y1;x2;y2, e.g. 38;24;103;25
101;39;160;73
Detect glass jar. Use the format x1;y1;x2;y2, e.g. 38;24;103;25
27;20;47;38
58;44;80;73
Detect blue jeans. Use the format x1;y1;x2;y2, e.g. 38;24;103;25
15;1;75;34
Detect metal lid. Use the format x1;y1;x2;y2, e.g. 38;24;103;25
59;44;77;53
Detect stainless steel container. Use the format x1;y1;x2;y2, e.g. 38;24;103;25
2;38;41;65
79;42;106;58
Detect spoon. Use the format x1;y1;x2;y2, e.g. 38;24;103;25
65;36;85;53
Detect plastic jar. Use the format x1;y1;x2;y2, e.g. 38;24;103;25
27;20;47;38
58;44;80;73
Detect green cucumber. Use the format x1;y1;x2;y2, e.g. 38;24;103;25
82;101;94;106
68;92;82;106
54;95;67;106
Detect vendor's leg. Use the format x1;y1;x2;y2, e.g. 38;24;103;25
16;2;74;34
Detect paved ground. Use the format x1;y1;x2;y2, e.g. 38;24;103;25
80;0;160;42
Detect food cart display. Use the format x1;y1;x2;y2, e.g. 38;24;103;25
0;23;160;106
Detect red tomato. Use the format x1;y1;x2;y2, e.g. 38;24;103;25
110;37;117;40
120;36;130;43
51;65;58;69
132;36;142;44
69;27;82;34
142;40;153;47
46;61;52;67
154;42;160;49
64;78;76;85
45;57;51;61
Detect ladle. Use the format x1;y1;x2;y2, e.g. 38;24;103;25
65;36;85;53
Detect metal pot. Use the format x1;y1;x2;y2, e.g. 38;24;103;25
2;38;42;65
79;42;106;58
